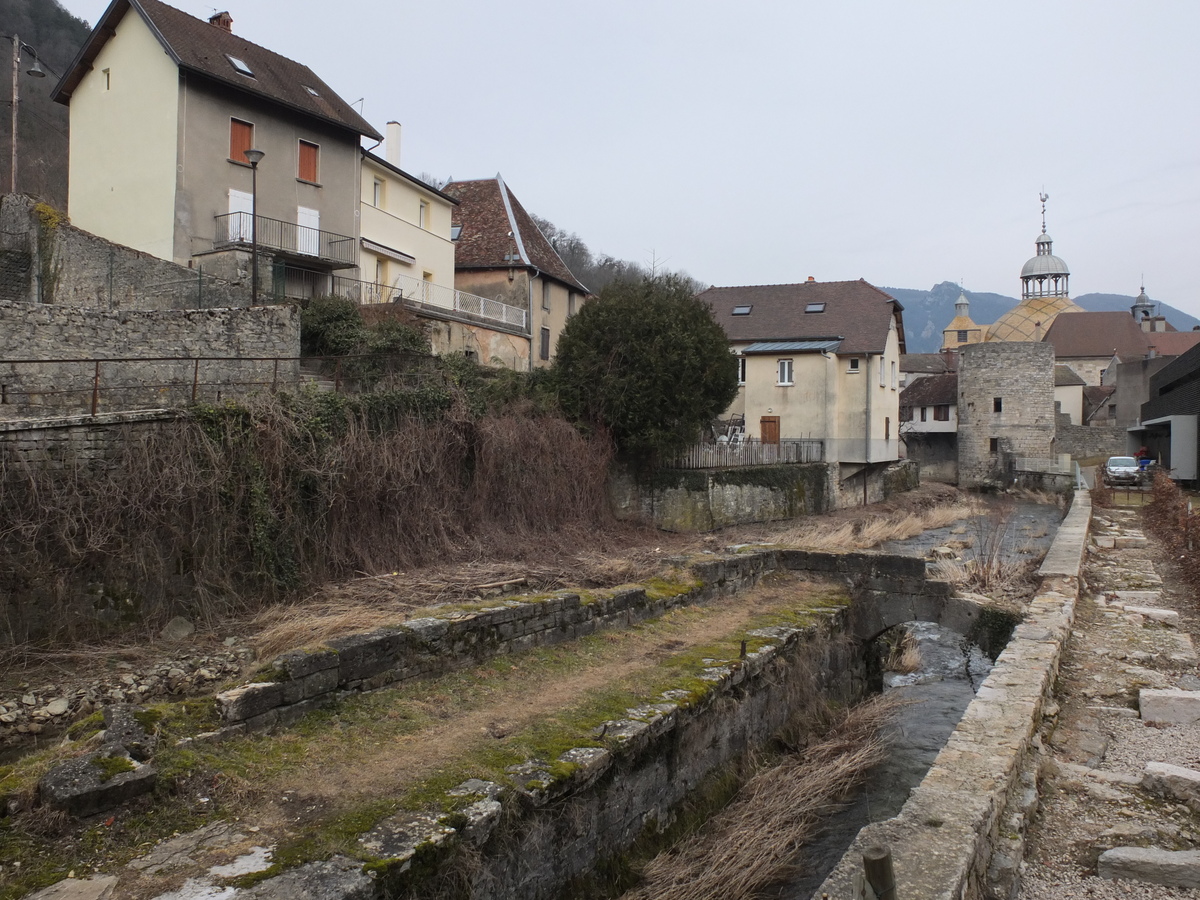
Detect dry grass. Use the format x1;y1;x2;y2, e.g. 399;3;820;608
773;502;979;552
885;629;922;674
624;694;902;900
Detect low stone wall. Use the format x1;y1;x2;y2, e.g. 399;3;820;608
609;460;919;532
1056;422;1128;461
815;491;1090;899
0;301;300;418
0;410;181;469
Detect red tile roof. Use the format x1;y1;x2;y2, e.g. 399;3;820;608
442;176;589;294
1042;311;1154;360
899;373;957;407
1145;330;1200;358
699;279;905;356
53;0;381;139
901;353;956;374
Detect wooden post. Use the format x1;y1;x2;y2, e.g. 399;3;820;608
863;844;896;900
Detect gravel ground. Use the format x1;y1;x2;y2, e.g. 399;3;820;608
1017;508;1200;899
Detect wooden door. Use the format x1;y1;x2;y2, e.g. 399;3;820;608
760;416;780;444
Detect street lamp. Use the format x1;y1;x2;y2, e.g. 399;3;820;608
244;148;264;305
9;34;46;195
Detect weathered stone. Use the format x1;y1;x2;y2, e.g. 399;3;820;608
159;617;195;642
216;683;284;723
1121;605;1180;626
358;812;456;866
103;704;157;760
275;647;340;680
24;876;118;900
1142;761;1200;806
1140;688;1200;725
1098;847;1200;888
239;856;375;899
39;747;157;817
43;698;70;716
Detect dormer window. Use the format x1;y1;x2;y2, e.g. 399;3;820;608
226;55;254;77
304;85;320;96
732;305;752;316
805;302;826;313
450;225;463;241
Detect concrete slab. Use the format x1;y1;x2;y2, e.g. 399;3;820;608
1142;761;1200;805
1141;689;1200;725
1098;846;1200;888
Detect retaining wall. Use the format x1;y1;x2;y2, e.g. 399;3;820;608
1056;422;1128;460
0;410;181;469
815;490;1090;900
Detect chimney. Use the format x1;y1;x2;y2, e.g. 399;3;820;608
209;11;233;32
386;121;402;167
806;276;815;283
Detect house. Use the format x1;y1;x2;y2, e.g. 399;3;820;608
441;175;590;368
700;278;905;481
1043;311;1168;385
899;372;957;482
52;1;380;299
1053;364;1086;424
1131;341;1200;483
941;289;985;350
900;352;955;389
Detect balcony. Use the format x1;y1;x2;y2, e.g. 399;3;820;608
214;212;357;268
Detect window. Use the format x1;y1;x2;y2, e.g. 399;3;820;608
920;407;928;422
847;358;860;373
777;359;794;385
372;178;385;208
993;397;1003;413
229;118;253;163
102;68;111;90
375;258;386;286
226;54;254;77
732;305;752;316
298;141;319;183
419;200;429;229
891;361;897;389
989;438;999;455
934;405;950;421
804;302;825;313
540;327;551;360
542;281;552;311
450;225;463;241
568;292;577;317
885;417;890;440
304;85;320;97
879;358;886;387
737;357;746;385
957;330;968;342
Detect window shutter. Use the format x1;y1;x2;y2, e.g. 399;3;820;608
230;119;253;162
298;141;319;182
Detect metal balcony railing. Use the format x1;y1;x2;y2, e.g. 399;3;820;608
672;438;825;469
214;213;357;267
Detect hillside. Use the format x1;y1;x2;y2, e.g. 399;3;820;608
0;0;90;209
892;281;1200;353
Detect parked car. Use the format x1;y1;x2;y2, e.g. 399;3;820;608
1103;456;1141;486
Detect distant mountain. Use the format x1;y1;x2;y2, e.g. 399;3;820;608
890;281;1200;354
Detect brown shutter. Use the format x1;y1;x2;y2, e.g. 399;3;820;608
229;119;253;162
298;141;319;182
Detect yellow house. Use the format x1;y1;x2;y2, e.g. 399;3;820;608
701;279;906;481
52;0;379;298
442;176;590;369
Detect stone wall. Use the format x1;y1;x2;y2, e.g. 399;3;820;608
0;194;248;310
0;301;300;418
610;460;918;532
958;342;1056;488
904;431;958;482
1056;422;1129;461
0;411;180;469
816;490;1090;899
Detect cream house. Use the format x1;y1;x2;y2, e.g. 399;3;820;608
701;279;906;482
52;0;380;299
442;175;590;369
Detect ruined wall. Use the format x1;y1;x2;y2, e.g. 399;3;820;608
423;313;531;370
958;342;1056;488
0;194;247;310
1055;423;1128;461
0;301;300;418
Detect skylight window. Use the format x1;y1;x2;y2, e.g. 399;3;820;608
226;55;254;77
304;85;319;96
805;302;826;313
732;305;752;316
450;225;463;241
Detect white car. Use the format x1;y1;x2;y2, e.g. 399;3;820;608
1103;456;1141;486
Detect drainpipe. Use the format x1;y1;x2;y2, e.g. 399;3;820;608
527;266;542;372
864;353;871;506
820;349;832;463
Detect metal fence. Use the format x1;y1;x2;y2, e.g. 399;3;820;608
671;438;825;469
215;213;357;267
0;352;440;419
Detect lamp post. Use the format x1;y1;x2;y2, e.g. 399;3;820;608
244;148;264;305
9;34;46;195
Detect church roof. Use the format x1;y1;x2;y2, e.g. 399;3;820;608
1044;311;1159;359
986;295;1084;342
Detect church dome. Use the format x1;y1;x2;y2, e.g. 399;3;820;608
1020;235;1070;278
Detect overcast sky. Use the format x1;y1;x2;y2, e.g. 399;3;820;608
57;0;1200;317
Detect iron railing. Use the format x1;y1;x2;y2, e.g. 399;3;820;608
0;353;439;419
214;213;357;267
672;438;825;469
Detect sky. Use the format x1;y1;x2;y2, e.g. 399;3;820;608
56;0;1200;316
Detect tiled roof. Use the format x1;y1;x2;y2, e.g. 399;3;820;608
699;280;905;356
1146;330;1200;358
53;0;381;139
899;373;957;407
901;353;955;374
1054;365;1087;387
987;295;1084;342
1042;311;1153;360
442;176;589;294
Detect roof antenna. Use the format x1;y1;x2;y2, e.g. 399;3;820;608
1039;190;1049;234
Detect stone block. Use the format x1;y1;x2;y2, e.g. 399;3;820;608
1140;689;1200;725
326;628;405;681
1098;847;1200;888
1120;606;1180;627
239;856;375;900
39;747;157;817
216;682;284;722
275;647;340;680
24;876;118;900
1142;761;1200;805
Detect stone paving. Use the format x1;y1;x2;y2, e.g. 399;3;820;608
1019;506;1200;898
